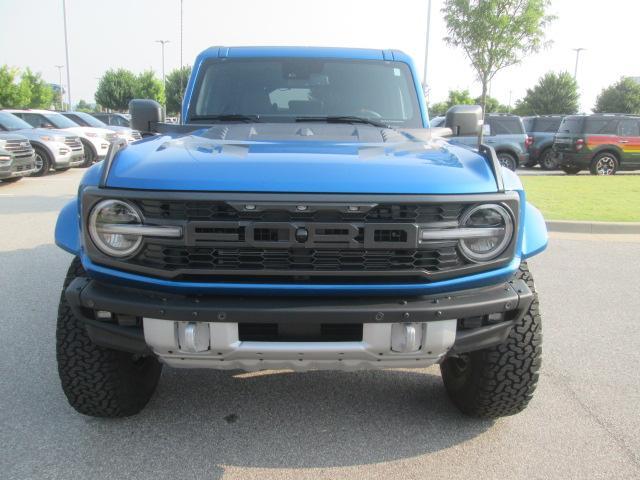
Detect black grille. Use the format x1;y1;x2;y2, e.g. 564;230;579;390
137;200;464;223
135;244;462;273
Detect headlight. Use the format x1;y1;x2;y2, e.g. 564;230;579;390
88;199;143;257
458;204;513;262
39;135;66;142
85;132;99;138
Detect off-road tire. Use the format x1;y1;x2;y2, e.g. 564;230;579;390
30;146;51;177
561;166;581;175
440;262;542;418
56;257;162;417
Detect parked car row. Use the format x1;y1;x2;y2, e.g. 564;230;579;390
0;109;139;182
432;110;640;175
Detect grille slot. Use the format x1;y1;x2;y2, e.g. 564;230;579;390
64;136;83;152
4;139;34;158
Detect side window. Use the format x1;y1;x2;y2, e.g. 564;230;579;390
488;117;523;135
21;113;46;127
585;118;619;135
618;119;640;137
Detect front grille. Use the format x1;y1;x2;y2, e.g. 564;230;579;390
86;193;519;283
136;244;462;273
137;200;464;224
4;139;34;158
131;130;142;140
64;136;83;152
105;133;117;142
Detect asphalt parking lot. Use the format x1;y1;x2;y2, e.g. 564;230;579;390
1;170;640;480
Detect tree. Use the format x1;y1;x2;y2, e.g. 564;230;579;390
134;70;165;105
165;66;191;115
593;78;640;114
429;89;474;116
20;68;55;109
443;0;554;115
75;99;94;112
95;68;137;111
0;66;29;108
513;72;579;115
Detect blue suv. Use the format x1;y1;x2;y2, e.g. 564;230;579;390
54;47;547;419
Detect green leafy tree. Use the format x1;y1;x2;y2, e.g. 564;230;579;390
479;95;510;114
75;99;94;112
429;89;474;116
165;66;191;115
593;77;640;114
0;66;30;108
513;72;579;115
95;68;137;111
443;0;554;114
134;70;165;105
20;68;54;108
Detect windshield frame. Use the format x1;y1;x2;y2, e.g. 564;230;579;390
43;112;80;129
186;57;425;128
70;112;108;128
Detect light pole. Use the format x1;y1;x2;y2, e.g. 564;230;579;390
423;0;432;97
55;65;64;110
155;40;170;90
62;0;72;109
180;0;184;97
573;48;586;80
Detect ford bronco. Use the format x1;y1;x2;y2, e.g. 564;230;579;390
54;47;547;419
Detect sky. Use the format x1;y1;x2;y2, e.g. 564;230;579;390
1;0;638;113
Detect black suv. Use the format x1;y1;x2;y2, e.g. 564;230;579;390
523;115;564;169
554;114;640;175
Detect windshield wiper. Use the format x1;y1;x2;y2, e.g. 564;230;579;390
295;116;389;128
190;114;262;123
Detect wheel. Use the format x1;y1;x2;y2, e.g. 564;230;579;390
1;176;22;183
561;166;581;175
496;152;517;171
30;146;52;177
539;148;558;170
56;257;162;417
440;262;542;418
590;152;618;175
79;139;96;167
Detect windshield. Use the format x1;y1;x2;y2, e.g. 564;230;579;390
0;111;33;131
190;58;422;127
72;112;107;128
45;113;80;129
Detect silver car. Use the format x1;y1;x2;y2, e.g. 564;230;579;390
62;111;142;144
0;133;37;183
0;111;84;176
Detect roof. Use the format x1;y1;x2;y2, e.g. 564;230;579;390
196;46;412;63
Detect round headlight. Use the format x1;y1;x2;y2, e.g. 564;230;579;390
459;204;513;262
89;199;142;257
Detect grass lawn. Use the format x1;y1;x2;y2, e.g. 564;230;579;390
520;175;640;222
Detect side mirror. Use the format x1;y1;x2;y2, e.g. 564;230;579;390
445;105;483;137
129;99;165;134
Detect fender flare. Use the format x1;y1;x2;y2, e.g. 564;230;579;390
521;201;548;260
55;199;81;255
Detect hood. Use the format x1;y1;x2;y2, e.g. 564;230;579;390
106;124;499;194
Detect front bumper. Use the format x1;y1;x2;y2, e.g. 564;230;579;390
0;154;36;179
65;277;533;370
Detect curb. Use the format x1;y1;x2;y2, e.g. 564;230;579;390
546;220;640;234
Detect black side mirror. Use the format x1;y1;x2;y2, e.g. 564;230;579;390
129;99;165;134
445;105;483;137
